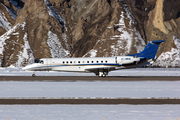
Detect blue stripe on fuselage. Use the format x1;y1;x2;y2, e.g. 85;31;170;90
25;63;122;70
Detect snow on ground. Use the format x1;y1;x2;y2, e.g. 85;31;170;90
1;81;180;98
1;67;180;76
0;23;19;56
44;0;65;29
16;31;35;66
0;67;180;120
0;22;34;67
153;35;180;67
110;10;133;55
84;49;98;57
0;2;17;30
0;22;26;55
1;3;17;20
0;105;180;120
44;0;70;58
47;31;70;58
0;10;12;30
109;3;145;56
84;2;145;57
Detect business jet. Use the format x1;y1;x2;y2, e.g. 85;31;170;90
22;40;164;77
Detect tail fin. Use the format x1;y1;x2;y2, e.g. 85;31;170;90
129;40;165;60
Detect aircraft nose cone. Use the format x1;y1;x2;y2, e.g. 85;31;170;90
22;65;30;71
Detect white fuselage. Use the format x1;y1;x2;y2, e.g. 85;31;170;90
23;56;142;72
23;40;164;77
22;40;164;77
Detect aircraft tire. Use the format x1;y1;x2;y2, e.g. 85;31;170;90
32;74;36;77
102;74;106;77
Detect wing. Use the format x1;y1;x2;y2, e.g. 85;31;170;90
85;66;116;75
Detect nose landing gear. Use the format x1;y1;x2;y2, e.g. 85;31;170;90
32;72;36;77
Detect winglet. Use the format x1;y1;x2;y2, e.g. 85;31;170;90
129;40;165;60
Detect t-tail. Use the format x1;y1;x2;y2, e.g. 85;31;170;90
129;40;165;60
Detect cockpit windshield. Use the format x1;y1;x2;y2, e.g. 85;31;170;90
35;59;44;64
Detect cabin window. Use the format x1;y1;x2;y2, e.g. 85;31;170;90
105;60;107;63
36;60;43;64
78;61;80;63
92;61;93;63
63;61;65;64
97;61;98;63
87;61;89;63
35;60;40;63
74;61;76;63
101;61;103;63
66;61;68;64
70;61;72;64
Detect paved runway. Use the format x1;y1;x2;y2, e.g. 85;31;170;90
1;76;179;105
1;98;180;105
0;76;180;81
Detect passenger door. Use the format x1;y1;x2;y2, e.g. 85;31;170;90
47;59;52;70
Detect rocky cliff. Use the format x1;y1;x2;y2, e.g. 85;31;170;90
0;0;180;67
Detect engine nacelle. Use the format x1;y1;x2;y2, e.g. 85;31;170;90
116;56;140;65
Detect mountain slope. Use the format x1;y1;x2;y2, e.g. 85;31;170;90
0;0;180;67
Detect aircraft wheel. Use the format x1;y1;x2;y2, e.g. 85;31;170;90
102;74;106;77
98;72;107;77
32;73;36;77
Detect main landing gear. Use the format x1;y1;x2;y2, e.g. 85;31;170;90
96;71;108;77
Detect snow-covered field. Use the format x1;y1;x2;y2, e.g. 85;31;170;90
1;81;180;98
1;67;180;120
0;105;180;120
1;67;180;76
